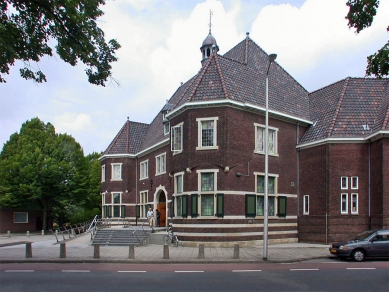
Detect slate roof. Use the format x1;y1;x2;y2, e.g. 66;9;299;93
300;77;389;144
103;119;149;155
103;34;389;156
171;36;309;119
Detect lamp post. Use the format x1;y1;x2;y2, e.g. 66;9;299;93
263;53;277;261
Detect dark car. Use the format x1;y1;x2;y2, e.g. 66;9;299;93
329;229;389;261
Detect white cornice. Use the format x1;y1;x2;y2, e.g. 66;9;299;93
297;130;389;150
99;138;169;161
166;99;312;125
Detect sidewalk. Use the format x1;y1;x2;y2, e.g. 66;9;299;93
0;232;331;264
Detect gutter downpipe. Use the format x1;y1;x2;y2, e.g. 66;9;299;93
368;143;371;230
136;157;139;226
296;123;300;238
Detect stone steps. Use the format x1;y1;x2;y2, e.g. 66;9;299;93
92;228;151;246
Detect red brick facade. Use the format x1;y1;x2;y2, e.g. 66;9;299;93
100;35;389;244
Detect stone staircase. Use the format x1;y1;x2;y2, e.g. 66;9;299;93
92;228;151;246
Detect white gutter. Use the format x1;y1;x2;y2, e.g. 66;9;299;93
297;137;366;150
167;99;312;125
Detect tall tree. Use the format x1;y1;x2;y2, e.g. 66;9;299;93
0;118;87;230
0;0;120;85
346;0;389;77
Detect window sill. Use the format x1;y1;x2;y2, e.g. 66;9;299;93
196;146;219;151
110;179;123;181
155;172;166;176
139;177;149;181
253;150;279;157
172;151;182;156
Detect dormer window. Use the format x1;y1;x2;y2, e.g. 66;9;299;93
161;103;173;136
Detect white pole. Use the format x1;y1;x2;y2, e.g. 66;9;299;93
263;73;269;261
263;54;276;260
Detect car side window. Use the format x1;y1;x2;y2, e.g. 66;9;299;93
374;235;389;242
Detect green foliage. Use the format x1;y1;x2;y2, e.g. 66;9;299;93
0;118;88;228
67;206;100;225
346;0;389;77
0;0;121;85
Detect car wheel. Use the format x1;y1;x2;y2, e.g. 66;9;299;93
352;249;365;262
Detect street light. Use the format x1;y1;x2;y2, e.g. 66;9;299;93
263;53;277;261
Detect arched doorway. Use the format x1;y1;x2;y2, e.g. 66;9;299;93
154;187;167;227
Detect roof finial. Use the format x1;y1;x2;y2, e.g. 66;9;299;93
127;116;129;121
209;10;213;33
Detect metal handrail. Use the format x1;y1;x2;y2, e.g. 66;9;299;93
132;222;149;244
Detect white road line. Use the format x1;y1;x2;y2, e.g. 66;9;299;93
290;269;319;271
232;270;262;272
321;262;348;264
346;268;376;270
175;271;204;273
118;271;147;273
61;270;90;273
5;270;34;272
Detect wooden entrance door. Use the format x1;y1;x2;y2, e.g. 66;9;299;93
157;203;166;227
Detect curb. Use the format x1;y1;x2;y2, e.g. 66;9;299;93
0;256;330;265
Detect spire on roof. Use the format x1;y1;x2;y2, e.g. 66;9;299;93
200;10;219;65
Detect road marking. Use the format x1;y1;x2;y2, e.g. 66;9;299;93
5;270;34;272
61;270;90;273
290;269;319;271
346;268;376;270
175;271;204;273
321;262;347;264
118;271;147;273
232;270;262;272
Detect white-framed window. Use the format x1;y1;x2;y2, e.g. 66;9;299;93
140;191;149;218
174;172;184;194
341;176;348;189
111;163;122;181
14;212;28;223
303;195;309;215
255;173;278;195
197;169;219;216
101;165;105;182
103;192;124;218
155;153;166;175
171;122;183;154
341;193;348;214
196;117;219;150
112;192;122;217
351;193;358;214
164;122;170;135
140;160;148;180
256;195;276;216
254;123;278;155
351;176;358;189
176;196;182;217
201;194;214;216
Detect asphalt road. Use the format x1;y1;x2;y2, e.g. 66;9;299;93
1;261;388;292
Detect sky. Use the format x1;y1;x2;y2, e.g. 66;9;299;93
1;0;388;155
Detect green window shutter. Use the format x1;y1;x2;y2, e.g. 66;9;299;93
191;194;198;218
182;195;188;218
121;205;126;218
136;205;140;218
246;194;256;217
216;193;224;218
277;196;287;217
170;197;175;218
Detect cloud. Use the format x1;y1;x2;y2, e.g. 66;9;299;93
54;113;93;133
250;0;389;87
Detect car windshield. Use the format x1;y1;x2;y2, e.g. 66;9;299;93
353;230;376;241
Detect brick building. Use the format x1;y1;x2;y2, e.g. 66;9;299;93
100;31;389;245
